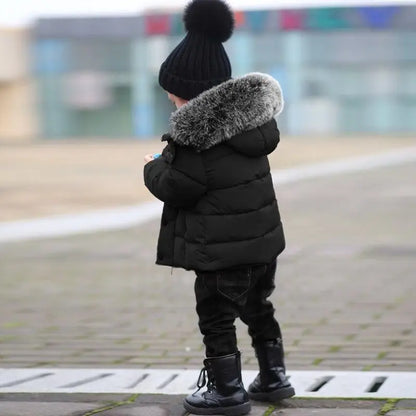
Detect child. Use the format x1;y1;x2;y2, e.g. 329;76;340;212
143;1;295;414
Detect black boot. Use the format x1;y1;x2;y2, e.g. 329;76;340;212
184;352;251;416
248;339;295;402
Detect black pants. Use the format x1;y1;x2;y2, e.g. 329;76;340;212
194;260;283;357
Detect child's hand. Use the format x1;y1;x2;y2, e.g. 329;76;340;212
144;154;154;164
144;153;162;164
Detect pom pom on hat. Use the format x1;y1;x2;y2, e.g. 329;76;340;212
159;0;234;100
184;0;234;43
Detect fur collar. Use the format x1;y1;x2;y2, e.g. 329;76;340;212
169;73;283;151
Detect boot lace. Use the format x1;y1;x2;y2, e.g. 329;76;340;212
195;366;214;394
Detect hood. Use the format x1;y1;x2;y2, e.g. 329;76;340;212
169;72;284;153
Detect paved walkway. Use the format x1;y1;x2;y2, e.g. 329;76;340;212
1;140;415;415
1;394;416;416
0;162;415;372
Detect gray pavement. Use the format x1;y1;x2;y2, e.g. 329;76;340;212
1;394;416;415
0;162;415;372
1;162;416;414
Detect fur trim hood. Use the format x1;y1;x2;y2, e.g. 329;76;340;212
169;73;283;152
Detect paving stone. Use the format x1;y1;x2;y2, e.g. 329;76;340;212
0;393;131;403
100;406;168;416
396;399;416;408
128;357;187;365
143;363;193;369
248;404;275;416
275;399;382;409
187;403;270;416
0;401;101;416
270;410;377;415
389;412;416;416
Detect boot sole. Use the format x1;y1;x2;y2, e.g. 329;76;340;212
183;400;251;416
248;386;295;402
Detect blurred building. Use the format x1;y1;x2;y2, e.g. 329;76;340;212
32;5;416;139
0;28;37;141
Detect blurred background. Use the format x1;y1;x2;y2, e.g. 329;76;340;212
0;1;415;372
1;0;416;142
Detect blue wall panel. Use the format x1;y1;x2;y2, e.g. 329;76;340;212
34;39;69;75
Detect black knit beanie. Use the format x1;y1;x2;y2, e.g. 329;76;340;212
159;0;235;100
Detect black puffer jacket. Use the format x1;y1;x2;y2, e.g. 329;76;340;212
144;73;285;272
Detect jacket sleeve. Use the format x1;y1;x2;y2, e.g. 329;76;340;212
143;143;206;208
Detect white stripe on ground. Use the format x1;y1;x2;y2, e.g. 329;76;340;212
0;201;162;243
272;145;416;185
1;146;415;243
1;368;416;398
